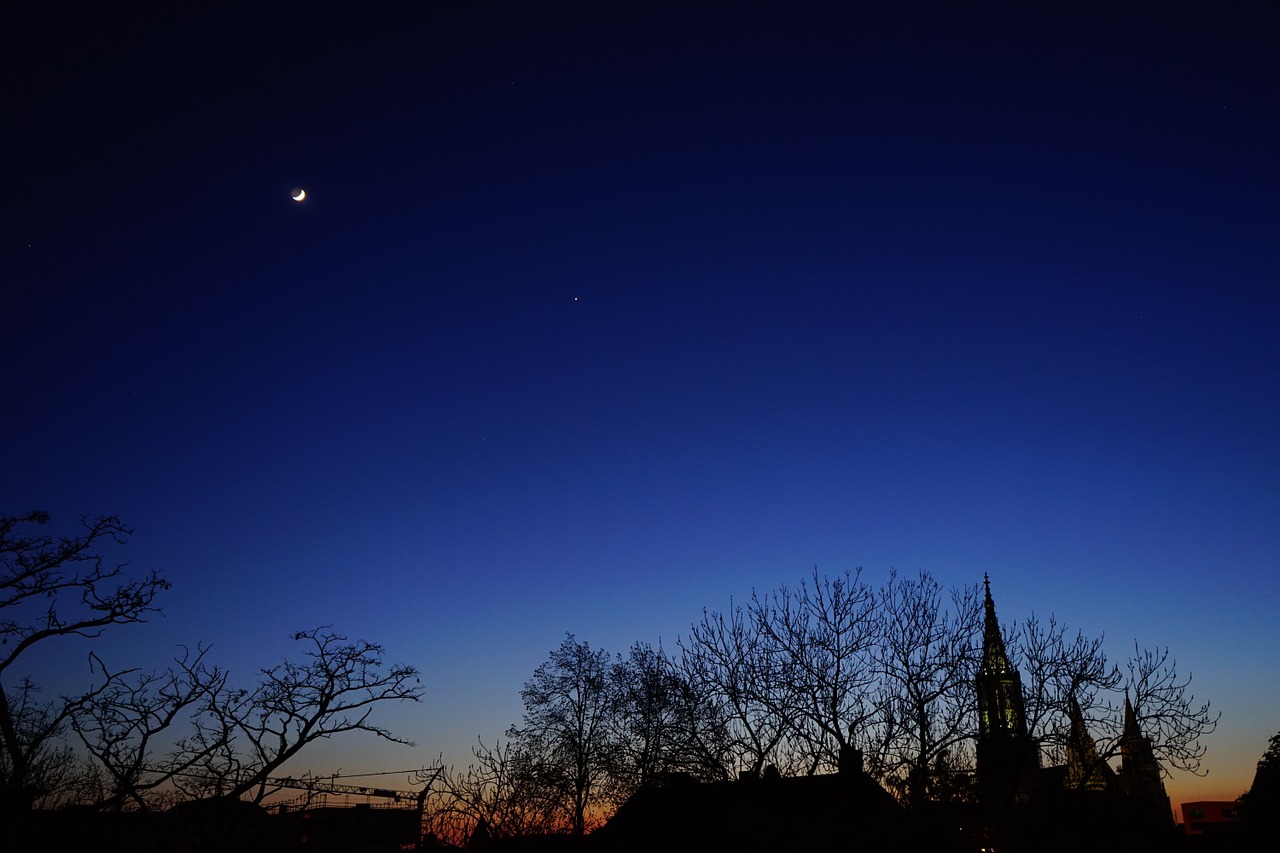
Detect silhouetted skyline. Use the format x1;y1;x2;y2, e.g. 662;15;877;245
6;3;1277;815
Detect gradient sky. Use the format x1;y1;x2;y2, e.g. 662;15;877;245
6;2;1277;815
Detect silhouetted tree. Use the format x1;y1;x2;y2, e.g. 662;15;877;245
508;633;615;835
679;602;792;776
0;512;167;813
874;571;982;805
420;739;568;845
1238;729;1280;835
753;567;880;775
606;641;727;798
176;627;423;802
677;570;1216;809
1012;613;1121;774
442;567;1221;832
70;644;228;809
0;678;103;810
1121;642;1218;775
3;511;427;824
1013;617;1217;789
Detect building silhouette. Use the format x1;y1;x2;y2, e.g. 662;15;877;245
974;574;1041;807
593;748;915;853
1116;691;1171;815
976;577;1175;851
1180;800;1239;836
1064;693;1113;792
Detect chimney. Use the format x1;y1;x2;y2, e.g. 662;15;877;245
839;746;864;776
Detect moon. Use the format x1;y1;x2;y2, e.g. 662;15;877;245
291;188;306;202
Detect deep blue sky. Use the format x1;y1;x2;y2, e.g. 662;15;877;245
6;2;1277;808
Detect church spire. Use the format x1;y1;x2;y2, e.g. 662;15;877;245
1124;689;1140;738
975;575;1030;739
980;573;1015;678
974;575;1039;805
1117;688;1171;814
1066;693;1109;791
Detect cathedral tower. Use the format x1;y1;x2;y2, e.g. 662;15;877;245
975;575;1040;805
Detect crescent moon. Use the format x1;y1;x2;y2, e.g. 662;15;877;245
291;188;306;202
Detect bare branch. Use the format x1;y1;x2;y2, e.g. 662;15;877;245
1124;642;1218;776
209;627;423;802
1;512;167;812
70;645;229;810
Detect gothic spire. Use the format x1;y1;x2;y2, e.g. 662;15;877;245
1124;689;1140;738
974;574;1038;803
1118;687;1169;809
981;573;1014;676
1066;692;1109;791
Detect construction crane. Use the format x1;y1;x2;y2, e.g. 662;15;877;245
265;769;442;815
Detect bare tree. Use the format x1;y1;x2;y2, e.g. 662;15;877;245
753;567;880;775
3;512;425;818
1012;612;1121;770
1012;615;1216;788
0;512;167;813
0;678;103;810
70;645;228;810
874;571;982;805
177;627;423;803
670;569;1217;808
679;602;792;777
1120;642;1218;776
606;641;726;799
420;740;568;845
508;633;616;836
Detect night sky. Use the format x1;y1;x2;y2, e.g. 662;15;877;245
6;2;1277;811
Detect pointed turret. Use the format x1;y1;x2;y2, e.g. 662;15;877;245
1120;690;1156;770
1123;690;1140;739
1065;694;1110;791
1118;690;1170;818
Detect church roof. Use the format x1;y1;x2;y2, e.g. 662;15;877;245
594;769;904;852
